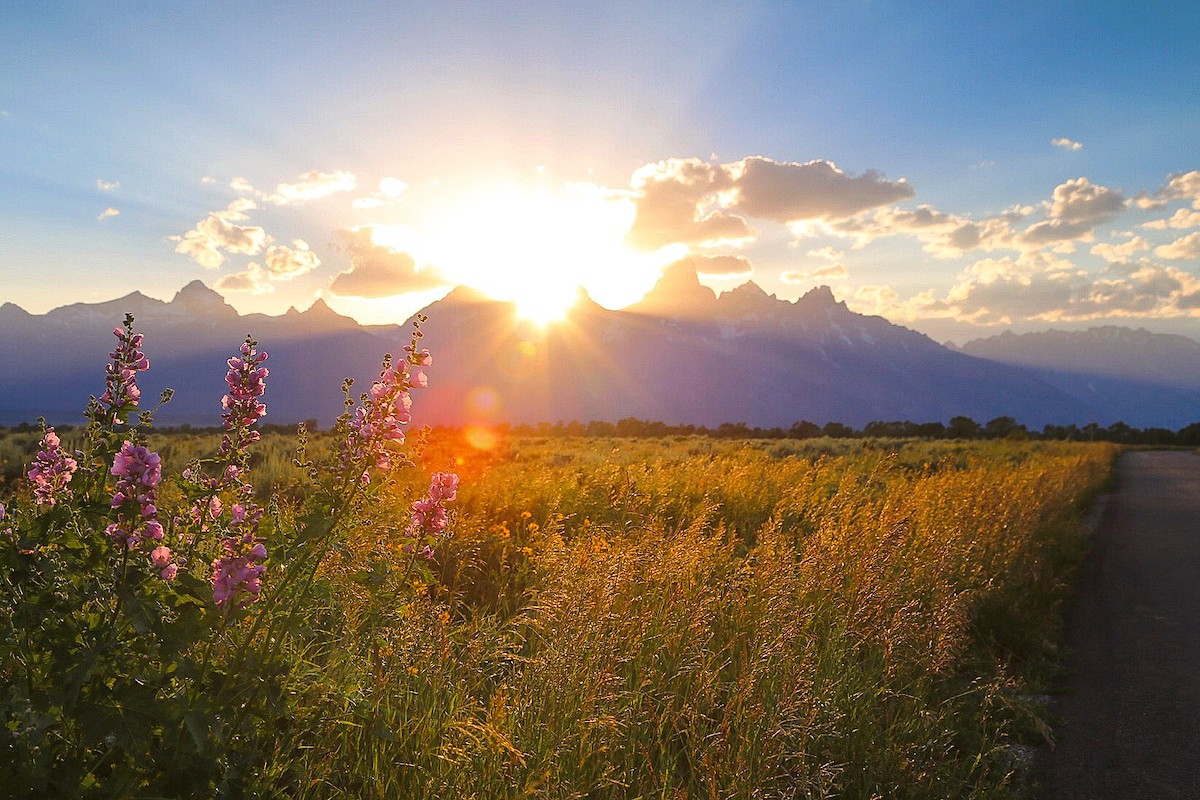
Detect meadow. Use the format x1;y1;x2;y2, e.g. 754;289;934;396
0;316;1118;798
3;418;1116;798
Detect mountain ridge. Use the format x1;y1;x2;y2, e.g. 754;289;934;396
1;276;1197;429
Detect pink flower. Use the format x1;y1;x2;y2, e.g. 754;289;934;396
96;319;151;421
211;501;267;608
402;471;460;559
430;472;460;503
28;427;78;507
107;440;175;580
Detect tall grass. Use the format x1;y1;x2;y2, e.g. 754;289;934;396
250;436;1115;798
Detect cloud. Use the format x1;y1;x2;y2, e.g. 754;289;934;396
171;199;269;269
1090;235;1151;263
807;246;845;261
215;263;274;295
200;176;217;184
263;240;320;279
624;155;911;250
1142;208;1200;230
264;170;357;205
625;158;754;250
1157;170;1200;207
666;252;754;278
327;226;448;299
827;204;1025;256
971;160;997;170
1052;137;1083;151
226;197;257;213
96;179;119;191
230;176;256;194
353;176;409;209
1019;177;1126;246
781;264;848;284
96;207;120;220
729;157;913;223
1154;231;1200;260
874;250;1200;325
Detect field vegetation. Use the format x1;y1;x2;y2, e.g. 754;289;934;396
0;318;1119;798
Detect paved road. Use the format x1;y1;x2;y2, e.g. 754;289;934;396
1041;451;1200;799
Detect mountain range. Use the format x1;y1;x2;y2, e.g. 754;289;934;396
2;267;1197;430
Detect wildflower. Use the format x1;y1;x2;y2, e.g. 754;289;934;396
27;427;78;507
107;440;176;578
401;471;460;559
211;501;267;608
429;472;459;503
339;355;417;483
217;336;269;457
97;318;150;420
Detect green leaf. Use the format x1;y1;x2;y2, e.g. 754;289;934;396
184;711;209;753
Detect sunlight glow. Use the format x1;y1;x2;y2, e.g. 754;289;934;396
412;181;676;322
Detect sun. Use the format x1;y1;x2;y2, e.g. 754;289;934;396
412;179;675;322
513;283;580;325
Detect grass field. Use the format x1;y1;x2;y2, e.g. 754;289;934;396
2;426;1117;798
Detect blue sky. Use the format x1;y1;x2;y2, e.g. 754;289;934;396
2;1;1198;341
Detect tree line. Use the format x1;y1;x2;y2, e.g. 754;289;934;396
7;416;1199;446
499;416;1200;445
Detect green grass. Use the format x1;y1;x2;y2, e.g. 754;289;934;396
3;431;1118;797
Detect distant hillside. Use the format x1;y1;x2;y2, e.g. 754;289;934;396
959;327;1200;428
2;273;1196;429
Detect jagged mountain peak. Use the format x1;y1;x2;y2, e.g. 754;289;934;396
298;297;360;329
0;302;32;320
170;280;235;319
628;262;717;316
172;279;222;303
727;280;770;299
794;285;846;312
438;285;494;306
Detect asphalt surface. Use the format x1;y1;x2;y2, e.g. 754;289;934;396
1041;451;1200;799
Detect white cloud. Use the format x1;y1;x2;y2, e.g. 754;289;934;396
666;252;754;278
729;156;914;223
96;179;119;191
1142;208;1200;230
1158;170;1200;208
379;177;407;198
624;155;911;250
353;176;409;209
215;263;274;294
625;158;754;250
874;250;1200;326
96;207;120;220
230;176;256;194
1154;231;1200;260
1090;236;1151;263
781;264;848;284
327;226;448;298
264;170;357;205
826;204;1023;257
1052;137;1083;151
170;199;270;269
807;246;845;261
200;176;217;184
1019;177;1126;246
263;240;321;279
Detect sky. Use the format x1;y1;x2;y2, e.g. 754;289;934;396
2;0;1199;343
